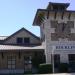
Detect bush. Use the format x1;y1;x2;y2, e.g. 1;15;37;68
38;64;52;74
58;63;69;73
24;71;32;74
32;52;46;68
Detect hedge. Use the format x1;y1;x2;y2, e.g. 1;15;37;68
58;63;69;73
38;64;52;74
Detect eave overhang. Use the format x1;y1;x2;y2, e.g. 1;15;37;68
33;9;46;26
33;9;75;26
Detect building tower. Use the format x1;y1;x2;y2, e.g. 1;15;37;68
33;2;75;70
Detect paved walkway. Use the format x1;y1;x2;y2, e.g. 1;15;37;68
34;73;75;75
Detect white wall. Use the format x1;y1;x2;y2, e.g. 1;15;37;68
41;11;75;63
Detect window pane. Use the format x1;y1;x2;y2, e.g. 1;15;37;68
69;54;75;61
12;65;15;69
24;38;30;44
8;65;11;69
12;61;15;64
7;56;16;69
17;38;23;44
8;61;12;64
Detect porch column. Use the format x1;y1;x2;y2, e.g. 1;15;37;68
46;53;51;64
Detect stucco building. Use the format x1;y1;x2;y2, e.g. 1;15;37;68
1;2;75;74
33;2;75;72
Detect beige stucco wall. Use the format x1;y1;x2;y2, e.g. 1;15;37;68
0;51;33;69
41;12;75;63
4;30;40;45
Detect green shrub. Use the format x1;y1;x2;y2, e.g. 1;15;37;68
32;52;46;68
24;71;32;74
38;64;52;74
58;63;69;73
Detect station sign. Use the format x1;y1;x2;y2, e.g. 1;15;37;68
56;45;75;50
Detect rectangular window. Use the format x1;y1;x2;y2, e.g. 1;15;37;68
69;54;75;62
7;56;16;69
17;37;23;44
68;54;75;71
24;38;30;44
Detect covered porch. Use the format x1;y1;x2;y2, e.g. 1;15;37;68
0;44;45;74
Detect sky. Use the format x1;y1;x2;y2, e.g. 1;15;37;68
0;0;74;37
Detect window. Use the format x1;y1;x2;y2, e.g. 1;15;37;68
24;38;30;44
69;54;75;62
68;54;75;71
17;37;30;44
7;56;16;69
17;37;23;44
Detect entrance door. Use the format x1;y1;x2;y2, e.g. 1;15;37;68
24;56;32;73
51;54;60;67
54;54;60;68
68;54;75;72
51;54;60;72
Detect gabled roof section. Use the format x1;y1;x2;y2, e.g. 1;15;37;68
4;27;40;42
33;2;70;26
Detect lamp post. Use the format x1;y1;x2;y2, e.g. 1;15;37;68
52;46;55;73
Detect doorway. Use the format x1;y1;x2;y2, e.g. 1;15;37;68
68;54;75;72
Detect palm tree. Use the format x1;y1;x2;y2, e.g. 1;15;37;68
37;12;45;24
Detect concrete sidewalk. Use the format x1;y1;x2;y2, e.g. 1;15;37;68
34;73;75;75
